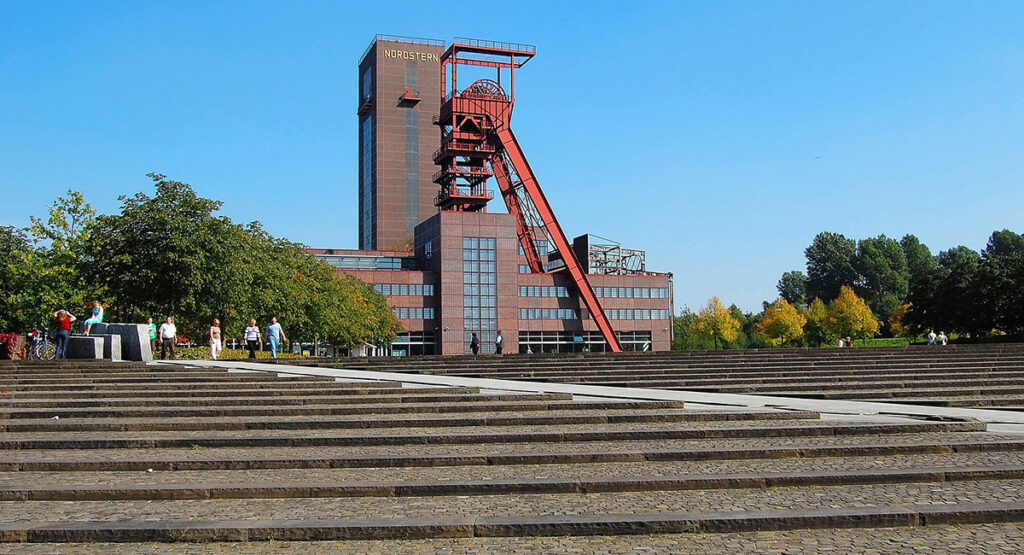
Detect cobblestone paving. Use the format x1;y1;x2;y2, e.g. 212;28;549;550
6;451;1024;487
3;479;1022;521
0;419;957;441
1;524;1022;554
3;432;1018;463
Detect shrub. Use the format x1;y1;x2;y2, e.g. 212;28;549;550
0;333;25;360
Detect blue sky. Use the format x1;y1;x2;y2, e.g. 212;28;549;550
1;1;1022;313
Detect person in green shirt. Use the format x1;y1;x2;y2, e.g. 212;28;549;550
146;317;157;355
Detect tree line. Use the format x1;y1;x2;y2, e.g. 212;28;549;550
675;228;1023;349
0;174;401;346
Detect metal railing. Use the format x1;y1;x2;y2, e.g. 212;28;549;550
452;37;536;54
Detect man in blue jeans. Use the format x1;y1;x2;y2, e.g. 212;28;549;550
265;316;287;359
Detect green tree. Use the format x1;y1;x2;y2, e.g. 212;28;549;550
2;192;98;332
776;270;808;307
805;232;858;302
757;298;806;347
689;297;740;349
84;173;401;346
900;234;936;286
976;229;1024;334
0;226;31;331
802;297;831;347
855;234;909;326
825;285;879;343
672;308;714;350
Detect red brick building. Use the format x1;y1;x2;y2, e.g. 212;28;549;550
314;35;674;356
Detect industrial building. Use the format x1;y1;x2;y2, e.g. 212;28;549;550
313;35;673;355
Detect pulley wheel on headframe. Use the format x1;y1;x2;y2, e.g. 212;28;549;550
464;79;506;99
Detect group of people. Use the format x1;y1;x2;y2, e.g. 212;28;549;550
927;330;949;346
49;300;105;359
145;315;287;360
469;330;504;355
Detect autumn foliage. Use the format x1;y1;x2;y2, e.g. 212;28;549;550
757;298;806;347
824;285;879;342
689;297;741;349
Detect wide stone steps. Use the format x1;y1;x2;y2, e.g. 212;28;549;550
1;408;802;433
5;355;1024;545
0;399;680;420
0;420;986;450
5;433;1023;471
3;481;1023;541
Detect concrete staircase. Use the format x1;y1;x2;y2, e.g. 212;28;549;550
2;357;1024;545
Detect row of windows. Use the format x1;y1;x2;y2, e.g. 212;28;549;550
463;261;497;272
464;237;496;249
464;319;498;332
606;309;672;320
463;249;496;261
465;307;498;319
518;308;579;320
464;272;497;284
320;255;418;271
518;264;551;273
465;295;497;307
464;284;497;296
595;287;670;299
374;283;435;296
517;240;550;256
517;285;570;298
392;307;435;320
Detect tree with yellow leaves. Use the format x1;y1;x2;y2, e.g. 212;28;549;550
889;302;913;339
689;296;741;349
757;298;807;347
825;285;879;344
803;297;831;347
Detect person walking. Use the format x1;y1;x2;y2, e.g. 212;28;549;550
470;332;480;355
927;330;937;345
82;301;104;334
494;330;504;355
158;316;176;360
265;316;286;359
146;317;157;355
209;319;222;360
52;309;76;360
938;331;948;346
244;319;261;359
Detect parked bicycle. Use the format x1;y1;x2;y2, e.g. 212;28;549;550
26;328;56;360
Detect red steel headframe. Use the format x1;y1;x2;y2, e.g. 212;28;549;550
435;38;623;352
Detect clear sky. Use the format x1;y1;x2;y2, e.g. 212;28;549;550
1;1;1022;313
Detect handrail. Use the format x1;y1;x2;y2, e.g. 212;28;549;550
452;37;536;54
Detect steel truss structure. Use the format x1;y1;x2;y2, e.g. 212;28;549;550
433;38;623;352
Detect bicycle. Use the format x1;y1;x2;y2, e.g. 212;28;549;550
26;328;56;360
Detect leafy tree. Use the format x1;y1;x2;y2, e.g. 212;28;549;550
984;229;1024;258
672;308;714;350
888;302;914;340
805;232;858;302
757;298;806;347
825;285;879;343
0;226;31;331
802;297;831;347
2;192;98;332
854;234;909;326
83;174;400;346
976;230;1024;334
689;297;740;349
777;271;808;306
900;234;936;286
